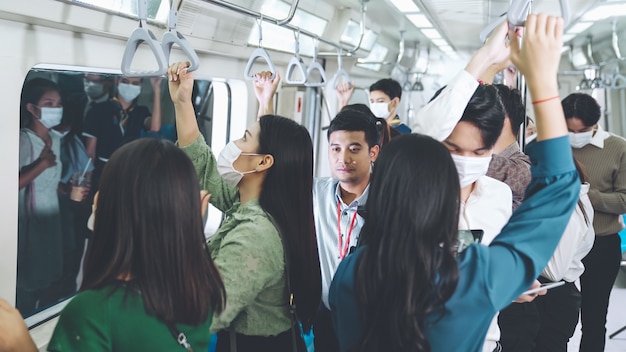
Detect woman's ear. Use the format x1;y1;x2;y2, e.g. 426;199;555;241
257;154;274;172
26;103;39;119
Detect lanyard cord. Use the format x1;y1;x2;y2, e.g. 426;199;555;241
337;201;358;260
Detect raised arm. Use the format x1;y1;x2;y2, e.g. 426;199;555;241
336;81;355;112
412;21;512;140
168;62;200;147
253;71;281;119
510;15;567;141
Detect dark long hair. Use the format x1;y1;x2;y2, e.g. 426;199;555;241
355;134;460;351
82;138;225;325
340;103;391;147
20;78;60;128
258;115;321;331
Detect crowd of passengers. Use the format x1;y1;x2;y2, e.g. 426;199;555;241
2;14;625;352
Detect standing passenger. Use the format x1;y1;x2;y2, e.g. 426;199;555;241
253;71;381;352
329;14;579;352
562;92;626;352
17;78;64;316
48;138;226;351
167;64;321;351
337;78;411;137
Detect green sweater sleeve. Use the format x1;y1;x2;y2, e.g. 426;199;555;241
48;292;111;351
179;135;239;212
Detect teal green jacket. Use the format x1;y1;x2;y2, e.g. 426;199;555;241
181;135;290;336
329;136;580;352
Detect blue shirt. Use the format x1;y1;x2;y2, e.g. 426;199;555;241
329;136;580;352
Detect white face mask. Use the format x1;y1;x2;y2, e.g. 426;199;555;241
38;107;63;129
117;82;141;102
369;102;390;118
217;141;261;187
450;154;492;188
84;81;105;99
569;130;594;149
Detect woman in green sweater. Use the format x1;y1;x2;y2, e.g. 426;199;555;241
167;63;321;351
48;138;226;351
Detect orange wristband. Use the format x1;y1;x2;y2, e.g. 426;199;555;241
532;96;560;105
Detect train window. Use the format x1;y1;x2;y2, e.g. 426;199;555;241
18;66;231;325
69;0;169;23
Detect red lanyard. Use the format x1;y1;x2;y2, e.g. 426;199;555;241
337;201;358;260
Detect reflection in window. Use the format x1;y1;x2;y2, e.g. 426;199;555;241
70;0;169;23
17;67;220;325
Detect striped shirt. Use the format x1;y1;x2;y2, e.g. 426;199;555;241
313;177;368;308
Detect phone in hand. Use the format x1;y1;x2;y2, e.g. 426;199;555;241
522;281;565;296
455;229;485;254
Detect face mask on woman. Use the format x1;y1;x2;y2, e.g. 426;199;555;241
84;81;105;99
450;154;492;188
38;107;63;129
217;141;262;187
117;83;141;102
568;130;594;149
369;102;390;118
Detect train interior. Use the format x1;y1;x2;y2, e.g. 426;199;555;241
1;0;626;350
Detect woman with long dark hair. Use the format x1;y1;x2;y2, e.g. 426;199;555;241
329;14;581;352
168;63;321;351
48;138;226;351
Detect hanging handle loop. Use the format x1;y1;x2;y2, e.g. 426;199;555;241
121;0;168;77
243;16;276;81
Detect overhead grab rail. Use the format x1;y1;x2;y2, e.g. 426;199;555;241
121;0;168;77
479;0;570;43
285;30;307;84
243;17;277;81
200;0;366;56
162;0;200;72
305;37;328;87
332;49;352;89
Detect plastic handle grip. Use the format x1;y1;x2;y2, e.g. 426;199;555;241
243;48;276;81
285;56;307;84
332;69;351;89
304;62;327;87
121;27;168;77
162;31;200;72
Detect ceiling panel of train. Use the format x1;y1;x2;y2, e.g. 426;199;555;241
176;0;625;72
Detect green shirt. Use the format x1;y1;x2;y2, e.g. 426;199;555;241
48;286;212;351
180;135;290;336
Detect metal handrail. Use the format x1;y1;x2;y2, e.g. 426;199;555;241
200;0;366;56
480;0;570;43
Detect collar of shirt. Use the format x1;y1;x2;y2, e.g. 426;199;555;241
590;124;611;149
334;180;370;207
499;142;522;158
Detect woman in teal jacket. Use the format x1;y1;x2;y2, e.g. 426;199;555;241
329;14;579;352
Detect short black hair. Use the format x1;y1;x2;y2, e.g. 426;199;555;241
459;84;505;149
561;93;601;127
494;84;525;135
328;106;380;148
370;79;402;101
